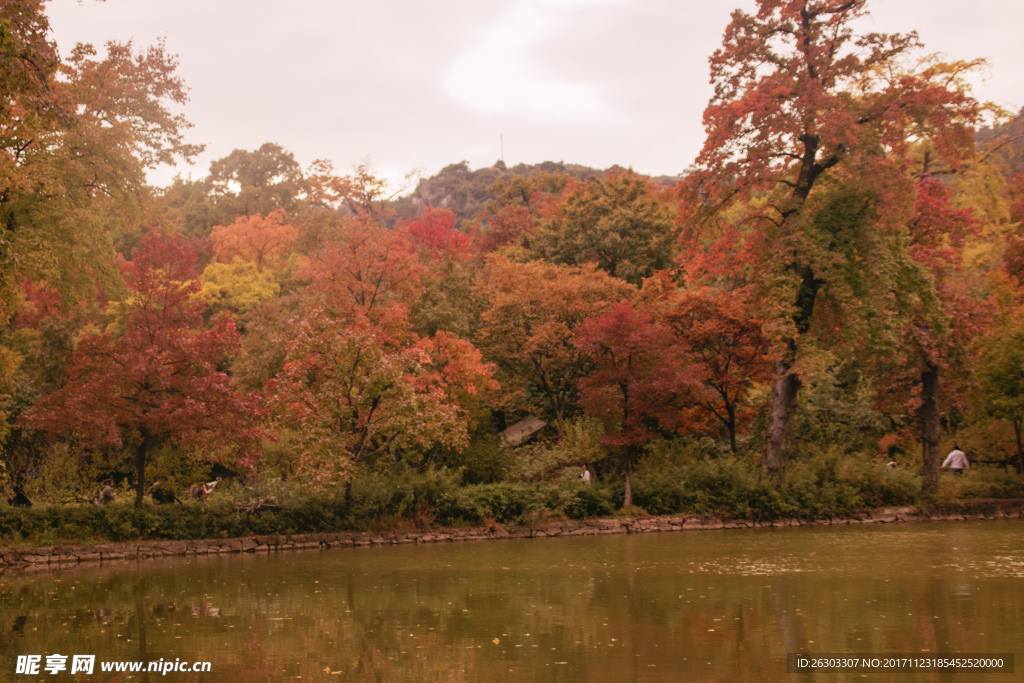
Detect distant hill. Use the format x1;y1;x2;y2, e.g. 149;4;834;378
391;160;680;225
975;106;1024;175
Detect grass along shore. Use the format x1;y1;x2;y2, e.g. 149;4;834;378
3;457;1022;548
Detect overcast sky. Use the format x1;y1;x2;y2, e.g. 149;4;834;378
47;0;1023;187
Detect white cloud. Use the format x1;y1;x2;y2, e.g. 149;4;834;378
446;2;601;116
43;0;1024;184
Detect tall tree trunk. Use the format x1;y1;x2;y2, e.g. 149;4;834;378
622;457;633;509
134;430;151;509
763;357;800;486
727;402;737;455
763;269;820;486
920;363;941;492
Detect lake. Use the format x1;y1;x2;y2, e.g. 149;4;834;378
2;520;1021;681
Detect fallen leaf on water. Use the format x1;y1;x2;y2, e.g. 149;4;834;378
492;638;500;645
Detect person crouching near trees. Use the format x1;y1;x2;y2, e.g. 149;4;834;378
940;446;970;476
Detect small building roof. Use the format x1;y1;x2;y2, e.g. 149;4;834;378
499;416;548;446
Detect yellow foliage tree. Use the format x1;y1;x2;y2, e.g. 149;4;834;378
199;259;281;315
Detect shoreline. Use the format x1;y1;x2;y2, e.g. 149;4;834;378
2;499;1022;572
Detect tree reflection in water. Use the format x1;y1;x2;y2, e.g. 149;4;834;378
1;521;1021;682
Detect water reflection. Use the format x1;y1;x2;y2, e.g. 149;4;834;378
1;521;1021;682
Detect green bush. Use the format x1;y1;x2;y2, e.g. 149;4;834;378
2;454;1021;547
341;468;484;528
631;458;787;519
466;483;539;522
0;471;620;544
560;485;615;519
443;435;513;485
627;453;931;520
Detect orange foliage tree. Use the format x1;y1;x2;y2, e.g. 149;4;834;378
475;257;635;424
267;216;495;484
468;172;570;254
267;310;495;487
307;216;425;338
210;209;298;272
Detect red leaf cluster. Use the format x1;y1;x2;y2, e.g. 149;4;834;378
24;233;264;504
397;207;470;262
307;216;425;339
576;302;696;448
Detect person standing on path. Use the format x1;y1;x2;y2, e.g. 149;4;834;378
940;446;970;475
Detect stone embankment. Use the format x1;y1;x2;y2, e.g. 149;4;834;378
2;500;1022;571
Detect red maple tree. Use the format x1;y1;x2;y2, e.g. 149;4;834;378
576;302;698;508
307;216;425;339
397;207;471;262
663;287;772;453
25;232;263;507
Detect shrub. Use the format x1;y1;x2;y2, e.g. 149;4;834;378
2;453;1021;547
560;486;615;520
937;466;1024;501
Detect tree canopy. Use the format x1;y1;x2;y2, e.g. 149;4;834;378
3;0;1022;511
685;0;988;484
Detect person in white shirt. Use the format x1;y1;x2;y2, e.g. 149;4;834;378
940;446;970;475
580;465;591;484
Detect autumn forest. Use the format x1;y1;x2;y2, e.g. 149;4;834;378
3;0;1024;540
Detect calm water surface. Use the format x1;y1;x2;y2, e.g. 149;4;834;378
2;520;1022;682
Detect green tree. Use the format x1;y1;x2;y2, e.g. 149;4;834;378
207;143;306;218
160;143;306;239
535;170;678;285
